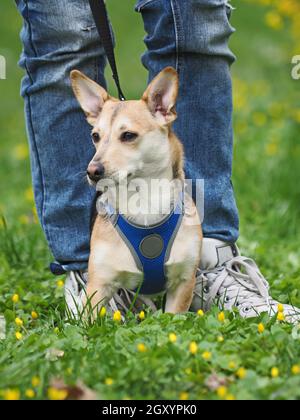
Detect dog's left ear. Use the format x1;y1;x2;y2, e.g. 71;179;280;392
142;67;179;125
70;70;109;125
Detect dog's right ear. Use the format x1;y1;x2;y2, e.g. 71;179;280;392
70;70;108;125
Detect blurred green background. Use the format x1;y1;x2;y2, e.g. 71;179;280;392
0;0;300;301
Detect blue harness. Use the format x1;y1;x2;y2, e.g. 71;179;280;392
105;195;184;295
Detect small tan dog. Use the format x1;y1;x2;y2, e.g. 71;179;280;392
71;67;202;315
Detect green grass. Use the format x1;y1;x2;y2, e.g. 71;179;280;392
1;0;300;400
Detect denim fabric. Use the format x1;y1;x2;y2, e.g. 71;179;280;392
16;0;239;272
136;0;239;242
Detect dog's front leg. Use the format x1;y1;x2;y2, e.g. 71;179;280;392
165;265;197;314
83;261;116;320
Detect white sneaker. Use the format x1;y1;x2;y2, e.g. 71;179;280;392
65;271;87;317
191;239;300;323
65;270;157;318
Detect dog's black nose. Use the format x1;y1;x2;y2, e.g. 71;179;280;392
87;163;105;182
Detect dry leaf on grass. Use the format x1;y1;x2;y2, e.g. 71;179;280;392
50;378;99;400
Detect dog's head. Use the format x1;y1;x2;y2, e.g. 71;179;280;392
70;67;179;186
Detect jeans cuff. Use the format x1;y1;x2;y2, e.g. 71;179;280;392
50;261;88;275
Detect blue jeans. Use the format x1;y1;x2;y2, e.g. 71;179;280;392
16;0;239;272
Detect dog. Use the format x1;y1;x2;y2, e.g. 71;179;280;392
70;67;202;315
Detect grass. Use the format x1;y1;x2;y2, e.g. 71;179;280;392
1;0;300;400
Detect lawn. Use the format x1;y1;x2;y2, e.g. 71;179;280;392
1;0;300;401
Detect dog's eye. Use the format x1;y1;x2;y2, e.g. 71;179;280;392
92;132;100;143
120;132;138;142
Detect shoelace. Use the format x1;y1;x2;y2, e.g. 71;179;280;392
196;256;273;312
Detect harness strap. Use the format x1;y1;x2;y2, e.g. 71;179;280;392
104;193;185;295
88;0;126;101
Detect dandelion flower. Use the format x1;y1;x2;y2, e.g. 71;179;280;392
271;367;279;378
12;294;20;304
15;318;23;327
56;279;64;289
228;361;237;370
226;394;236;401
202;351;212;361
277;312;285;322
218;312;225;323
25;389;35;399
47;387;68;401
137;343;147;353
15;332;23;341
189;341;198;355
31;376;41;387
258;323;265;334
277;303;284;313
113;310;122;323
179;392;189;400
236;367;247;380
169;333;177;343
31;311;39;320
292;365;300;375
105;378;114;386
197;309;205;317
3;389;20;401
99;307;107;318
138;311;145;321
217;386;228;399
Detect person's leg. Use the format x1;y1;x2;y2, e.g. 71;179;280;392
136;0;239;243
15;0;106;271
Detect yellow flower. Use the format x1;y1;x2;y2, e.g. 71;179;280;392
277;304;284;313
265;143;279;157
291;365;300;375
3;389;20;400
217;386;228;399
197;309;205;317
179;392;189;400
217;335;224;343
228;361;237;370
226;394;236;401
99;307;107;318
277;312;285;322
25;389;35;399
138;311;145;321
137;343;147;353
15;332;23;341
252;112;267;127
169;333;177;343
202;351;212;361
113;310;122;323
15;318;23;327
189;341;198;355
271;367;279;378
12;294;20;304
218;312;225;323
31;311;39;320
236;367;247;380
31;376;41;387
14;144;29;160
48;387;68;401
265;11;283;30
105;378;114;386
56;279;64;288
258;323;265;334
25;187;34;203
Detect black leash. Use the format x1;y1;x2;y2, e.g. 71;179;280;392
88;0;126;101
